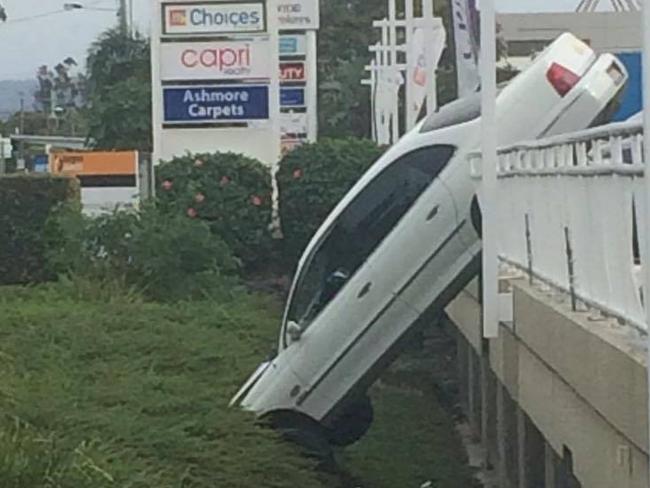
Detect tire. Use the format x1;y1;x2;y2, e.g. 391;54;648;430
325;395;374;447
264;411;335;469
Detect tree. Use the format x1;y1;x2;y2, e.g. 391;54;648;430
317;0;457;139
32;58;88;136
85;28;152;151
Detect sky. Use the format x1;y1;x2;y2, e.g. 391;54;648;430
0;0;592;80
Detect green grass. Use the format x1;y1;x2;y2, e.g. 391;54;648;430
342;384;477;488
0;284;327;488
0;283;475;487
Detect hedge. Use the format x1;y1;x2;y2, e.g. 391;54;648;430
156;152;274;272
277;138;385;268
0;174;80;285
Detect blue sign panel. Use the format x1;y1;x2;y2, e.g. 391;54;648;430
281;87;305;107
163;85;269;123
33;154;49;173
279;36;298;55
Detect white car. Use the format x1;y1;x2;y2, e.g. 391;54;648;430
232;33;628;452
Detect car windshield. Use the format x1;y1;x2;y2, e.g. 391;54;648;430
284;144;457;341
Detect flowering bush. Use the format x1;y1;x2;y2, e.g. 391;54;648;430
277;138;385;270
156;152;273;271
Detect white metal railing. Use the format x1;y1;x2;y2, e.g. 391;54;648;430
469;120;648;331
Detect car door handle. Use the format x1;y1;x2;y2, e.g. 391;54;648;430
357;282;372;298
426;205;440;221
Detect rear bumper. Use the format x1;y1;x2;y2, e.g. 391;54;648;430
543;54;628;137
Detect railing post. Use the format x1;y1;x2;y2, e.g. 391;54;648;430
564;226;577;312
525;213;533;286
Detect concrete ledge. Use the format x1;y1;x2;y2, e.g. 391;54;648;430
446;276;650;488
512;279;648;455
446;278;482;353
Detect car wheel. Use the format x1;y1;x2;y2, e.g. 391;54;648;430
326;395;374;447
264;411;335;469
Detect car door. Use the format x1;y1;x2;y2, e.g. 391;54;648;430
283;144;460;420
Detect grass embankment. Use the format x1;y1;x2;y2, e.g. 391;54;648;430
0;284;475;487
0;284;325;487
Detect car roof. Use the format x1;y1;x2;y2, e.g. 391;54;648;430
420;93;482;133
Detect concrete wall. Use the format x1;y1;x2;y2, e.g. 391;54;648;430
446;276;649;488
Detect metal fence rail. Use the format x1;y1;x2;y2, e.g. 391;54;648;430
468;121;647;331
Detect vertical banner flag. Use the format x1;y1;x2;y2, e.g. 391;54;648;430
375;65;404;146
409;25;447;122
451;0;480;97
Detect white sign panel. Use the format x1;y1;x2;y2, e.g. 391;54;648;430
281;111;308;135
277;0;319;30
163;2;266;36
161;40;273;81
0;138;11;159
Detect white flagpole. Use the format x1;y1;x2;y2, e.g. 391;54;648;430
480;0;498;338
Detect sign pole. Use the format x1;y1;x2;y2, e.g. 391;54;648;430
480;0;499;338
306;29;318;142
150;0;163;166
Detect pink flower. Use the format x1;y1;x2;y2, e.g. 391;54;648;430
195;193;206;204
293;168;303;180
187;208;198;218
162;180;173;191
194;159;204;167
220;176;231;187
251;195;263;207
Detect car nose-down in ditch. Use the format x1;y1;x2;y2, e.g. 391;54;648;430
231;32;629;450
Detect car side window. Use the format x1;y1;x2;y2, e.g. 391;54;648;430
285;144;457;337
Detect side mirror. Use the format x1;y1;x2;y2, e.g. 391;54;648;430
287;320;303;342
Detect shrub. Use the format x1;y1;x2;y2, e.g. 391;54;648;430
156;152;273;271
277;138;384;268
47;205;238;301
0;174;80;285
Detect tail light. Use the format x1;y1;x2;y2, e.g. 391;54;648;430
546;62;581;97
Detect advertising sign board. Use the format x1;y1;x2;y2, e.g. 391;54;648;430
280;111;308;135
281;137;306;155
163;85;270;123
280;87;305;107
277;0;319;29
280;61;306;82
161;40;273;81
50;151;137;177
279;33;306;56
163;1;266;35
